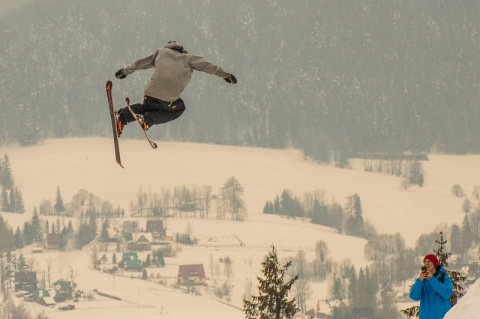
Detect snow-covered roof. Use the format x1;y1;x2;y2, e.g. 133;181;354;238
132;232;152;243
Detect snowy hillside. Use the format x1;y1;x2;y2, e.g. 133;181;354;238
1;138;477;247
444;278;480;319
1;138;478;318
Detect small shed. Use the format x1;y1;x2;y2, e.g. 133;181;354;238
47;233;61;250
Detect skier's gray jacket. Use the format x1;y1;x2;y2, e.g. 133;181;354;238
124;43;229;102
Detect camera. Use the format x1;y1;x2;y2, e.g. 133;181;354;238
421;266;427;272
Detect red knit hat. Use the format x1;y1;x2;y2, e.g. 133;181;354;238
424;254;439;268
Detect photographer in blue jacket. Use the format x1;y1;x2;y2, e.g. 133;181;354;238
410;254;453;319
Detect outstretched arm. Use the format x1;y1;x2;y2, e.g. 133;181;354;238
116;50;160;79
125;50;160;75
188;55;237;84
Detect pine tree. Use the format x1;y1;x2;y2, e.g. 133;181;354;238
0;216;15;252
17;254;28;274
461;214;473;255
434;231;467;306
243;245;299;319
0;154;14;190
22;221;33;246
344;194;364;237
330;273;344;300
1;187;8;211
31;208;43;244
401;231;467;317
14;227;24;249
54;185;65;215
101;218;110;243
13;188;25;213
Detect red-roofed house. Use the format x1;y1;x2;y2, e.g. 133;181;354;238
177;264;206;286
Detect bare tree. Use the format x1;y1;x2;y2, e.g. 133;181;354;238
315;240;329;262
202;184;213;218
45;257;54;288
472;185;480;200
243;278;254;302
288;251;311;314
220;176;246;220
223;256;234;281
26;257;39;272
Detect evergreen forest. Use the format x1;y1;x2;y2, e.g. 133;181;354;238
0;1;479;161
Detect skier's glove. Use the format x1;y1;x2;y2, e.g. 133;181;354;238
224;73;237;84
115;69;127;79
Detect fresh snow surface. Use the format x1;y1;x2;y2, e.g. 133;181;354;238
0;138;479;318
444;277;480;319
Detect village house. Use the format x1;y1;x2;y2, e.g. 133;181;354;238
37;288;56;306
122;220;139;240
177;264;207;286
31;246;43;253
121;252;143;271
52;279;74;301
47;233;61;250
146;219;166;240
127;232;152;251
314;299;345;318
15;272;37;293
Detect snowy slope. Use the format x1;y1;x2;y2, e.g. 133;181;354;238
1;137;477;247
1;138;479;318
444;278;480;319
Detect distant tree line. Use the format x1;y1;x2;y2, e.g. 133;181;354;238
130;176;246;220
3;207;100;252
0;1;479;159
362;159;424;188
415;203;480;270
39;188;125;218
263;190;375;239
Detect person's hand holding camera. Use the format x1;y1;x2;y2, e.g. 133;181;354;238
419;266;428;281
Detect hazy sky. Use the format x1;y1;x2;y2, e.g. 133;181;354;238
0;0;35;18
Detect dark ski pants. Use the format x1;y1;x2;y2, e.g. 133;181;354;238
118;95;185;127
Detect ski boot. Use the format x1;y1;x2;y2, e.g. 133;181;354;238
115;112;123;137
137;114;148;131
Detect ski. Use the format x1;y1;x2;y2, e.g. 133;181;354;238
105;81;124;168
125;97;158;149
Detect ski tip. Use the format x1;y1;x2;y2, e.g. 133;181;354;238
106;80;112;90
126;97;130;104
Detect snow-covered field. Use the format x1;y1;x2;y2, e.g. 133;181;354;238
2;137;477;246
1;138;479;318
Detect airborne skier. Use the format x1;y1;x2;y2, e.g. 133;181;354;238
114;41;237;136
